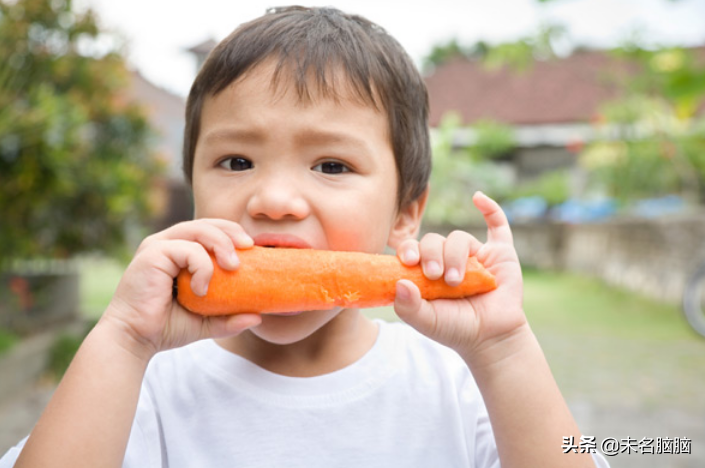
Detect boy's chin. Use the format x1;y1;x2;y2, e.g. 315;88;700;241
266;310;306;317
250;308;341;345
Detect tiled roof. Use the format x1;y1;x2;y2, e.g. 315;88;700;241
424;50;631;127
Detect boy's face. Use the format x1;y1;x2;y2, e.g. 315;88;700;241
191;60;424;344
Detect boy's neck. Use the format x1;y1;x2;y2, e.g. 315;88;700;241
214;309;379;377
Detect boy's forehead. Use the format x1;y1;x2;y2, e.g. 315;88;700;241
198;57;393;148
210;58;383;111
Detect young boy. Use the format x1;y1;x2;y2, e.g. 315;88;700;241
2;6;608;467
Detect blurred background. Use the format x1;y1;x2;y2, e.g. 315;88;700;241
1;0;704;466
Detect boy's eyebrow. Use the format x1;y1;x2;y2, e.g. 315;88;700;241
201;127;374;153
201;128;265;145
294;128;371;151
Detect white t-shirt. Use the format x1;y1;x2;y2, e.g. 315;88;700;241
1;320;609;467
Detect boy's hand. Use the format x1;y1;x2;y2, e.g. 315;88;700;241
103;219;262;359
394;191;526;363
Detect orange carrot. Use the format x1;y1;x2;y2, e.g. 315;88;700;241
177;246;497;315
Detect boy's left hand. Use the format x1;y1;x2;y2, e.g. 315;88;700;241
394;191;527;361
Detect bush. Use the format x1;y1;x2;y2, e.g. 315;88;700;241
425;113;515;226
509;170;572;206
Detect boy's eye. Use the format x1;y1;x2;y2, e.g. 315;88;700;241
312;162;350;174
220;157;253;171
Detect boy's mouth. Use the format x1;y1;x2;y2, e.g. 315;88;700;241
252;233;312;249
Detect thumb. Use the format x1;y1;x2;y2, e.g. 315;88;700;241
394;280;438;338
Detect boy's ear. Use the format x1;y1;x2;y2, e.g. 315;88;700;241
388;187;429;249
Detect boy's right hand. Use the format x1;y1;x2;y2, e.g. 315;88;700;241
102;219;262;360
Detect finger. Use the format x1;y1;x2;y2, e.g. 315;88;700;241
472;191;513;245
200;313;262;340
443;230;482;287
394;280;438;337
396;238;420;266
153;239;214;296
197;218;254;250
148;221;242;270
419;233;446;280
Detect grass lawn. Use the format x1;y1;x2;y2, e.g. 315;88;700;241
79;256;126;319
521;267;696;342
520;267;705;415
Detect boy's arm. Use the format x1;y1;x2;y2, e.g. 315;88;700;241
14;318;151;468
462;325;590;467
14;220;261;468
394;192;597;468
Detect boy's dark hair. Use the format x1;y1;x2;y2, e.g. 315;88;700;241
182;6;430;209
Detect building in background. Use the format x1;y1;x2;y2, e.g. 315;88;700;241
187;39;218;72
424;50;627;183
125;71;192;231
124;40;222;233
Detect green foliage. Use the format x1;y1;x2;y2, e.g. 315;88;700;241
510;170;572;206
425;113;515;226
485;23;567;71
580;46;705;203
422;38;489;72
0;0;162;260
468;119;516;160
611;45;705;120
424;24;567;73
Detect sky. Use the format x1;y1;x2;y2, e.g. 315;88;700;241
75;0;705;98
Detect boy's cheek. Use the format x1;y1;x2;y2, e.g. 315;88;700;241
325;221;390;254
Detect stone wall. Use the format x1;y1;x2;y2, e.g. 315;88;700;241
558;216;705;303
429;211;705;304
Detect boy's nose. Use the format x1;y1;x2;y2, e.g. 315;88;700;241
246;175;310;221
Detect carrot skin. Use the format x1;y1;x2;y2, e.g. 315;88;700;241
177;246;497;315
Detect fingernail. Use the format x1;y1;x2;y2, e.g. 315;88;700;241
193;279;208;297
402;249;418;264
425;261;442;278
238;235;254;248
395;282;411;302
445;268;461;284
229;252;240;268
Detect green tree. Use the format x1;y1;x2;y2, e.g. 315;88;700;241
422;38;489;72
422;24;567;74
580;46;705;203
0;0;161;260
